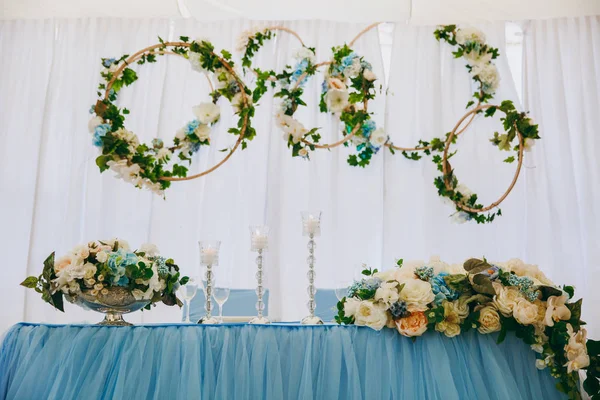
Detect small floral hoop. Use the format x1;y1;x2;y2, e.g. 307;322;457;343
437;102;539;224
89;37;254;196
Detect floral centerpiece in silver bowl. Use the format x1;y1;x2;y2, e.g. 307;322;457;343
21;239;189;326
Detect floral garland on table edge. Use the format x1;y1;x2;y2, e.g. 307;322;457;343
238;28;384;163
336;257;599;399
88;36;255;197
21;239;189;311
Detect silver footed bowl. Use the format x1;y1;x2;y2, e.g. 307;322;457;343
67;286;150;326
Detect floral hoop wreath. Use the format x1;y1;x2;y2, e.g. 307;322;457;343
89;37;254;197
238;25;383;164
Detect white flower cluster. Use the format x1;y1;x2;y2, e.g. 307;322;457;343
236;26;269;53
455;27;500;95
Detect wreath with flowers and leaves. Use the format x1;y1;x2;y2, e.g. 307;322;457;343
238;27;383;163
88;37;255;197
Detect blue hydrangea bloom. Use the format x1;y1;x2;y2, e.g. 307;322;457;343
389;301;410;319
92;124;111;147
361;60;372;70
116;275;129;287
89;105;96;114
341;52;357;68
92;133;104;147
321;80;328;94
362;120;376;138
347;277;382;298
415;266;434;281
431;272;459;305
186;119;200;136
103;58;116;68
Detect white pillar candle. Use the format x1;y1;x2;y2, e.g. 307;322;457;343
251;234;268;250
200;247;218;265
305;216;320;235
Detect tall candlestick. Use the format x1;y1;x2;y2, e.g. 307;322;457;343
301;211;323;325
249;226;270;324
198;240;220;324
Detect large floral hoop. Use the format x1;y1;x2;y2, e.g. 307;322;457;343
435;102;538;224
238;26;383;162
89;37;254;196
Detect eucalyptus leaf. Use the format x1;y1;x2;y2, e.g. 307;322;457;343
471;274;496;296
463;258;492;275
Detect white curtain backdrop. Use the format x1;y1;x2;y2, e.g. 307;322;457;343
0;17;598;335
522;16;600;337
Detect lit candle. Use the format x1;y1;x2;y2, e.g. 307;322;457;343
305;216;320;235
200;247;218;265
251;234;268;250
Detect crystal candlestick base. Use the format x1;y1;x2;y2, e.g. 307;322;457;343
198;240;220;324
301;234;323;325
198;263;219;324
249;248;270;324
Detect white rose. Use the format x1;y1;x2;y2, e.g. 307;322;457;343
195;124;211;142
374;281;400;305
456;27;486;45
293;47;316;64
544;294;571;327
513;299;539;325
369;128;387;147
96;250;107;263
493;285;523;317
363;69;376;81
193;102;221;125
354;300;388;330
156;148;171;162
524;138;535;152
175;128;186;141
343;297;360;317
471;63;500;94
88;116;104;133
326;89;349;113
399;279;435;312
83;263;97;279
464;50;492;66
139;243;159;257
231;93;250;113
188;52;207;73
298;148;308;158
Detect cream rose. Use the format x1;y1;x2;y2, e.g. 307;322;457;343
399;279;435;312
476;304;501;334
327;77;346;90
298;148;308;157
513;299;538;325
354;300;388;330
456;27;486;45
195;124;211;142
325;89;349;113
493;286;523;317
96;251;108;263
193;102;220;125
369;128;387;147
395;311;428;337
374;281;400;305
363;69;376;81
343;297;360;317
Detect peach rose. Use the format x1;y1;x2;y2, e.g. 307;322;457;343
54;256;73;273
395;311;428;337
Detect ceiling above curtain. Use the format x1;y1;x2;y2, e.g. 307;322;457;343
1;0;599;23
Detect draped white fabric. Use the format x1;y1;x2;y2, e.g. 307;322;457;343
522;16;600;336
0;17;598;335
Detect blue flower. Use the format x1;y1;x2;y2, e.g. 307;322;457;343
186;119;200;135
103;58;116;68
347;277;382;298
189;142;201;154
431;272;459;305
361;60;372;70
389;301;410;319
92;124;111;147
341;53;357;68
89;105;96;114
107;249;138;284
116;275;129;287
321;80;328;94
415;266;434;281
92;133;104;147
362;120;376;138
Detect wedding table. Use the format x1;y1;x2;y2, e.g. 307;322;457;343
0;322;565;400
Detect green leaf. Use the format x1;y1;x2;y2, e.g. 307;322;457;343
443;274;472;293
96;155;112;172
584;374;600;396
503;156;515;163
20;276;39;288
463;258;492;274
471;274;496;296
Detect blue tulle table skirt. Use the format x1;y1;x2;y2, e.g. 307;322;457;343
0;322;565;400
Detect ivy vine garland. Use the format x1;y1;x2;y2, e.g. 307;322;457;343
88;37;255;197
238;27;382;163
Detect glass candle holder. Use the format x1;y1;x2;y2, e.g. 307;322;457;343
198;240;221;324
249;226;270;324
300;211;323;325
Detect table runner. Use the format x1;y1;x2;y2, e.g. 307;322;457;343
0;323;565;399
